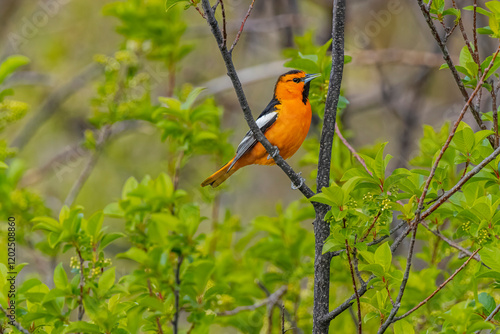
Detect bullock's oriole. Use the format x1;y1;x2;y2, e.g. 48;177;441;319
201;70;320;188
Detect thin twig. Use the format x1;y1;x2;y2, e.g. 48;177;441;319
335;123;371;176
0;304;30;334
320;223;412;323
421;143;500;221
359;211;381;242
217;286;288;316
393;248;480;322
473;0;479;64
75;246;86;321
190;0;206;18
415;45;500;221
230;0;256;52
416;0;491;141
491;81;499;148
421;221;484;265
377;227;418;334
219;0;227;47
147;279;164;334
172;255;184;334
451;0;479;67
484;303;500;322
345;241;362;334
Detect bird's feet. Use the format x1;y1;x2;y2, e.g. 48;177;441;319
267;146;280;160
291;172;305;190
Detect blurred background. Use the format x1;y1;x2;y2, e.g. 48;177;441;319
0;0;494;239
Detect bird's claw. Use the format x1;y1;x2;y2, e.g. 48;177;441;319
267;146;280;160
291;172;304;190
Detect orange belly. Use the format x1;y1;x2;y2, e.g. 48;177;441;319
236;100;312;167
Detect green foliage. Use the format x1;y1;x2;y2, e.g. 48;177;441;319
2;1;500;333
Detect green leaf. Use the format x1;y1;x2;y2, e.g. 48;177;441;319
98;267;115;298
53;263;69;291
63;321;101;334
478;292;496;313
86;211;103;238
0;55;30;84
165;0;190;12
479;247;500;272
118;247;148;265
463;6;492;17
0;161;7;169
394;319;415;334
284;58;319;73
181;87;205;110
374;242;392;272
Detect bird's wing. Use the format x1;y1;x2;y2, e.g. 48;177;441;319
227;99;280;172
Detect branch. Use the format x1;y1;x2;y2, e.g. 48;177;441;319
393;248;480;322
421;143;500;221
345;241;362;333
416;0;491;140
10;63;102;150
230;0;256;52
377;227;418;334
200;0;314;199
0;304;30;334
75;246;86;322
320;223;411;323
217;285;288;316
313;0;346;332
172;254;184;334
484;303;500;322
147;279;165;334
421;222;485;265
335;123;371;176
415;45;500;221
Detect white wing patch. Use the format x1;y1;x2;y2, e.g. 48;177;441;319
228;111;278;172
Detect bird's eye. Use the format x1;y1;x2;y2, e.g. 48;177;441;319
293;77;301;83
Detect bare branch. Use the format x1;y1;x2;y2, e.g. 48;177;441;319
217;286;288;316
335;123;371;176
421;222;484;265
393;248;480;322
230;0;256;52
416;0;491;139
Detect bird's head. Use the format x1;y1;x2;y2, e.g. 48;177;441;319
273;70;321;103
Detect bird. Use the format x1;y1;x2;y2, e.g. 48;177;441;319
201;70;320;188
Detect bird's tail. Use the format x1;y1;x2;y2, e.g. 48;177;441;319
201;158;238;188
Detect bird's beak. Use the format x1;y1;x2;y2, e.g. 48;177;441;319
303;73;321;83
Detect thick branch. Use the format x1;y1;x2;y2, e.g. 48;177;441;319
313;0;345;332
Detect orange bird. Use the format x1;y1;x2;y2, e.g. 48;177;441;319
201;70;320;188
